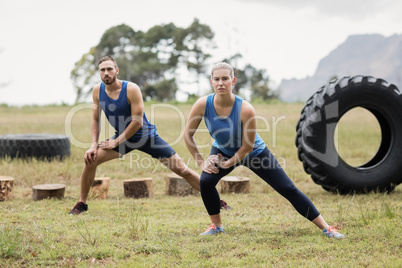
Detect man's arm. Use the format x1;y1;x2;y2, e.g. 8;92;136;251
90;85;101;148
99;82;144;149
84;84;101;165
117;82;144;144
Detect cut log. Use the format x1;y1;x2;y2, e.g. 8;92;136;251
90;177;110;200
32;184;65;201
165;173;197;196
220;176;250;194
0;176;14;201
123;178;154;199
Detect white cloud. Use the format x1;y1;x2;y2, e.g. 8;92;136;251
236;0;401;20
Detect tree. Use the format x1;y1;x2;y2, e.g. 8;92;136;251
143;78;178;102
70;47;98;103
181;19;215;94
71;19;214;103
71;24;140;103
246;64;277;101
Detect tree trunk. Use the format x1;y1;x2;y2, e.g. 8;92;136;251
165;173;197;196
90;177;110;200
0;176;14;201
220;176;250;194
123;178;154;199
32;184;65;201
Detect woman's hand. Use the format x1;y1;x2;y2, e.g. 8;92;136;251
216;153;231;169
200;155;220;174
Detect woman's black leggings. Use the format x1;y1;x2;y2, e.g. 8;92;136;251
200;146;320;221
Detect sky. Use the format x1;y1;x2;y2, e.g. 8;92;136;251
1;0;402;106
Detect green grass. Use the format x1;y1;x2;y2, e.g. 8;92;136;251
0;103;401;267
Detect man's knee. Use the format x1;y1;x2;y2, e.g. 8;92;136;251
166;156;190;174
177;164;193;176
84;158;100;169
84;149;116;167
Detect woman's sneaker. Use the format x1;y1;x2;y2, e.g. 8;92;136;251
69;202;88;215
200;224;225;236
323;226;345;239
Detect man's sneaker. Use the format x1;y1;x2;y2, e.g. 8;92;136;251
220;200;232;210
200;224;225;236
69;202;88;215
323;226;345;239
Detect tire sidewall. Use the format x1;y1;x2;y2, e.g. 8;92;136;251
299;77;402;192
0;134;70;161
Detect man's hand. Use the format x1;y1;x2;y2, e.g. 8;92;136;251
84;146;98;166
98;138;119;150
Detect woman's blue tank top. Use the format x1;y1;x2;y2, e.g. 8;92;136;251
204;93;265;158
99;81;157;141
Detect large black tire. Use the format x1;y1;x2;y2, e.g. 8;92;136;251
296;76;402;194
0;134;70;161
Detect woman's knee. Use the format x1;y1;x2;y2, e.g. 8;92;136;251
200;175;216;190
200;177;208;189
200;172;219;190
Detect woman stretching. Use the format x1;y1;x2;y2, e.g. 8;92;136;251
184;62;344;238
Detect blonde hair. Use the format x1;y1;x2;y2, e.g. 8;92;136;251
210;62;234;79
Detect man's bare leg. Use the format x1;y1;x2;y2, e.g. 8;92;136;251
160;153;200;191
79;149;120;203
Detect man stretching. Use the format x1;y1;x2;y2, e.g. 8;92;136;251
69;55;207;214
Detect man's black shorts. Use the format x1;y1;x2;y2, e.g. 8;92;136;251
111;134;176;159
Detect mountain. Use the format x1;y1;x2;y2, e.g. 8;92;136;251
278;34;402;102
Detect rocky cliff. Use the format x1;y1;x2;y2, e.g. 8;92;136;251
279;34;402;102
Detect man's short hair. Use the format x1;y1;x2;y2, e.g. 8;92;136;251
98;55;118;68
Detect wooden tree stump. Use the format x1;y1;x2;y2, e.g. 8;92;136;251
123;178;154;199
32;184;65;201
90;177;110;199
165;173;197;196
0;176;14;201
220;176;250;194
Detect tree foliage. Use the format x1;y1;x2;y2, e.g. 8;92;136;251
182;19;214;92
71;19;214;103
71;20;278;103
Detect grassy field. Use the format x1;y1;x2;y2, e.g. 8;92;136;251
0;103;400;267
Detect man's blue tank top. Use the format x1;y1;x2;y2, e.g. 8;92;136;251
99;81;157;141
204;93;265;158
